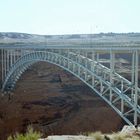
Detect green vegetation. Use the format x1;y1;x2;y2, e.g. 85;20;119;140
7;126;42;140
87;131;140;140
88;131;104;140
6;128;140;140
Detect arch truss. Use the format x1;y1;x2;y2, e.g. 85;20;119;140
0;46;140;126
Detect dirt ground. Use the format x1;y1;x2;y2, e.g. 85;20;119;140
0;62;125;140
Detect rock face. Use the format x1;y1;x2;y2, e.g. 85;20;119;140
0;62;125;140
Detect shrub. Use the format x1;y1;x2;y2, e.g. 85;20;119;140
7;126;42;140
87;131;104;140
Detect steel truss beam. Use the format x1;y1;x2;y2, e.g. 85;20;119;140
0;48;140;126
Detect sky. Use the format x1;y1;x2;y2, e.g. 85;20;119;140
0;0;140;35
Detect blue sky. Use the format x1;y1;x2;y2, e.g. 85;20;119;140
0;0;140;35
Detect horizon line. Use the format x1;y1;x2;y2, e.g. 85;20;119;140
0;31;140;36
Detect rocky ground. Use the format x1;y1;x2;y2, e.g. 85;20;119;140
0;62;125;140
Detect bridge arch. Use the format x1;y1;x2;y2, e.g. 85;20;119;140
2;51;91;91
2;50;140;126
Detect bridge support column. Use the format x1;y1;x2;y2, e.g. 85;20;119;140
67;49;70;69
85;51;88;81
78;50;81;76
96;53;99;75
13;49;16;64
58;49;62;65
96;53;99;62
7;50;9;73
121;80;124;113
131;52;135;100
134;50;138;126
92;51;95;86
1;49;4;85
110;50;115;102
10;50;13;69
4;49;7;79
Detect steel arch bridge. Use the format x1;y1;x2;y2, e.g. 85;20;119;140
0;44;140;126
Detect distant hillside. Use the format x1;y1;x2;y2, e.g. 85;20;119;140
0;32;46;43
0;32;140;45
